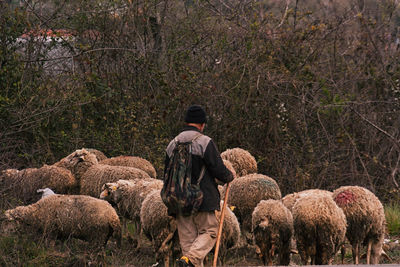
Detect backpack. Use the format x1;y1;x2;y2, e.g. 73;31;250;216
161;134;206;216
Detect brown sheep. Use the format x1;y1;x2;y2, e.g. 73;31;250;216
54;148;98;183
100;155;157;178
282;189;333;212
80;164;150;197
221;148;257;177
252;199;293;266
332;185;386;264
227;173;281;242
0;165;76;206
3;194;121;247
293;194;347;265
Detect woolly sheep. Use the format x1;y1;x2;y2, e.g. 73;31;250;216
227;173;281;239
292;194;347;265
85;148;107;161
80;164;150;197
140;189;179;266
0;165;76;205
214;201;241;265
332;185;386;264
221;147;257;177
54;148;98;183
282;189;333;212
100;178;163;247
3;194;121;247
100;155;157;178
252;199;293;266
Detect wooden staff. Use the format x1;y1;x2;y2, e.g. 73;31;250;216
212;182;231;267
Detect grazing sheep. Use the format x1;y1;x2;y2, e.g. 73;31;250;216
214;201;241;265
282;189;333;212
54;148;98;183
3;194;121;247
80;164;150;197
100;155;157;178
85;148;107;161
227;173;281;233
140;189;179;266
252;199;293;266
0;165;76;205
221;148;257;177
100;178;163;246
292;194;347;265
332;185;386;264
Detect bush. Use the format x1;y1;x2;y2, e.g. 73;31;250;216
385;202;400;236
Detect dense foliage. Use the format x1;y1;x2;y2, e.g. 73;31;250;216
1;0;400;200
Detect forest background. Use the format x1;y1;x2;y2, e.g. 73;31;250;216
1;0;400;202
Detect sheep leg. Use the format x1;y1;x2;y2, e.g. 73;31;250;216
366;239;372;264
352;243;359;264
341;244;345;264
159;231;175;253
267;244;275;266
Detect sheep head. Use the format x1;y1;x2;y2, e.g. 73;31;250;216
100;182;122;204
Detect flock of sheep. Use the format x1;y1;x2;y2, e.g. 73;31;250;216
0;147;388;266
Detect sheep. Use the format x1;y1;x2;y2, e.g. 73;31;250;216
80;164;150;197
140;189;179;267
332;185;386;264
100;155;157;178
85;148;107;161
252;199;293;266
292;194;347;265
3;194;121;247
221;147;257;177
99;178;163;247
282;189;333;212
226;173;281;242
0;165;76;205
213;201;241;266
54;148;98;183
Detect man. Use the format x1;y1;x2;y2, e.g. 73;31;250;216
164;105;234;267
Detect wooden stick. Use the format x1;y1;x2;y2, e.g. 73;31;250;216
212;183;231;267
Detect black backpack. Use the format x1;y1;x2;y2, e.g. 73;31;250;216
161;134;205;216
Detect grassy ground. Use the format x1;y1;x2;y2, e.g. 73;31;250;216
2;203;400;266
1;229;400;267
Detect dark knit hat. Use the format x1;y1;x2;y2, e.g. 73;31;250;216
184;105;207;124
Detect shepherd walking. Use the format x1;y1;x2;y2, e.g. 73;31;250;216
162;105;234;267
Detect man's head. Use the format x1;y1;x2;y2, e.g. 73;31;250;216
184;105;207;131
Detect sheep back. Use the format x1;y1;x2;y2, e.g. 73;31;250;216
81;164;150;197
85;148;107;161
293;195;346;265
252;199;293;266
282;189;332;212
221;148;257;177
100;155;157;178
228;173;281;233
5;194;121;246
332;185;385;263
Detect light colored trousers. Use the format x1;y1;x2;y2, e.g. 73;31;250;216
176;211;219;267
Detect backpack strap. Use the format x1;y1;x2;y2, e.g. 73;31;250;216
191;133;206;186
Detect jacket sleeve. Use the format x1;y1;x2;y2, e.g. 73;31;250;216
203;139;234;184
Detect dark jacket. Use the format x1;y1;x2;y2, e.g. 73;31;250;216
164;126;234;213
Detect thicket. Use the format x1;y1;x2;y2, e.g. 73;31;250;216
1;0;400;201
